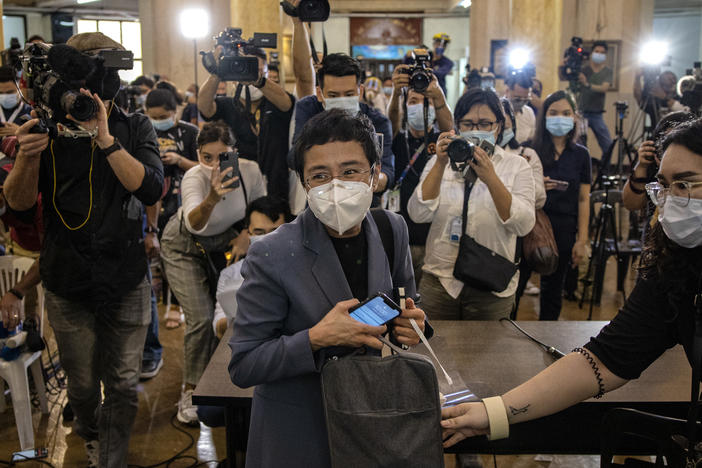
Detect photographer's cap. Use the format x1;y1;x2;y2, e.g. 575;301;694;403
67;32;125;53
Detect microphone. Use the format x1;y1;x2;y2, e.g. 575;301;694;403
47;44;96;82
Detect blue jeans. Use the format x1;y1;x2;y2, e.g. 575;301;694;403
142;266;162;362
45;277;151;468
583;111;613;157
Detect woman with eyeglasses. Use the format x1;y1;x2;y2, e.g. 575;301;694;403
407;88;535;319
441;118;702;450
516;90;591;321
160;121;266;426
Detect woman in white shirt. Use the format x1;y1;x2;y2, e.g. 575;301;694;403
407;88;535;320
160;122;266;425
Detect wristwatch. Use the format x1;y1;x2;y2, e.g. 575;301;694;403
101;137;123;157
146;226;160;235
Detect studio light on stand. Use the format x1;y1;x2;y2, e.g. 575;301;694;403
508;47;531;71
180;8;210;91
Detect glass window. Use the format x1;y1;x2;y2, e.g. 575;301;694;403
121;22;142;59
76;19;97;34
97;20;121;43
3;15;27;46
119;60;142;84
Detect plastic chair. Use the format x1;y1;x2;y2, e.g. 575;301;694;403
0;255;48;450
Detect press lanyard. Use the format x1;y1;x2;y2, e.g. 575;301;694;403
393;141;425;190
0;105;23;124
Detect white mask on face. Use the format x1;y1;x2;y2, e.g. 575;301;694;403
323;96;360;115
248;233;267;246
247;85;264;101
659;196;702;248
307;178;373;235
0;93;19;110
407;103;436;132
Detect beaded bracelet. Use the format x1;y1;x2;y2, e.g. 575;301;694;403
573;347;605;399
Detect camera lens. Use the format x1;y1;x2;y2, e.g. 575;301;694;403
410;71;431;92
61;91;97;122
447;138;475;164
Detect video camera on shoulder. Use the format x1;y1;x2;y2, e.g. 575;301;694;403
18;42;133;138
400;48;433;93
201;28;277;82
562;36;589;83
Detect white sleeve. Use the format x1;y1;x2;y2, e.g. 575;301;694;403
407;155;441;224
213;261;245;332
525;148;547;209
498;157;536;236
181;167;210;235
241;160;267;203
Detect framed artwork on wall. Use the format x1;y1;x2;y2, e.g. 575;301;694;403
489;39;509;79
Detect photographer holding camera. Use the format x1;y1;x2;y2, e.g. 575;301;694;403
576;41;613;156
504;72;536;144
3;32;163;467
291;53;395;194
634;69;684;129
407;88;535;318
198;31;294;202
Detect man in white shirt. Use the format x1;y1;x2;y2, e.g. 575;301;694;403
212;196;292;338
504;73;536;144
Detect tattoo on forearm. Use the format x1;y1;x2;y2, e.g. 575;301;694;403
509;404;530;416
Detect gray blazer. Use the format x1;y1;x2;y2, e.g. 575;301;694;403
229;208;416;468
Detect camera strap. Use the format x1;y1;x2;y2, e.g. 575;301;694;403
308;22;328;64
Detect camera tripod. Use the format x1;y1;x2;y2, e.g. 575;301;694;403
579;179;626;319
593;102;636;192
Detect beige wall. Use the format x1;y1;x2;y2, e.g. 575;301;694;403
469;0;655;158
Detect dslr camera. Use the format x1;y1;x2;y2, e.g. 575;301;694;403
400;48;434;93
677;62;702;114
19;42;133;138
562;36;589;84
280;0;330;22
446;135;495;173
201;28;277;82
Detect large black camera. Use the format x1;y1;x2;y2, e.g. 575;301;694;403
562;36;589;83
19;42;133;138
401;48;433;92
201;28;277;82
447;137;475;166
280;0;330;22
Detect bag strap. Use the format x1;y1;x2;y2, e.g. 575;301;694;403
370;209;395;271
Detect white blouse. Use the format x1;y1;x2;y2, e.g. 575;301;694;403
181;160;266;237
407;145;535;298
506;146;547;210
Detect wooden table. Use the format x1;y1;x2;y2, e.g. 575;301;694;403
194;321;691;466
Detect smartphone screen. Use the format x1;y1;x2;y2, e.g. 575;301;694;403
553;179;569;191
349;294;401;326
219;151;240;189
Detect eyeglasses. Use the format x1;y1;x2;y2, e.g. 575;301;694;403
457;120;497;132
304;165;375;188
645;180;702;208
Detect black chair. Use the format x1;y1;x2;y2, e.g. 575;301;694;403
600;408;694;467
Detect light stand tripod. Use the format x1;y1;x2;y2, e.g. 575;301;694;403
579;178;625;319
593;101;636;192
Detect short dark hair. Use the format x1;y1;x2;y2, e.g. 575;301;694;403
317;53;362;89
293;108;380;183
268;64;279;73
197;121;236;148
506;72;532;90
27;35;45;43
130;75;154;89
0;66;16;83
246;195;293;225
155;81;183;105
454;87;506;128
660;117;702;156
145;89;177;111
653;111;695;146
592;41;608;52
500;98;520;150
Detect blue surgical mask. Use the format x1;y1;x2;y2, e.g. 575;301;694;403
435;47;445;56
151;117;175;132
383;86;393;96
0;93;19;110
407;103;436;132
323;96;360;114
460;130;496;146
499;128;515;148
545;116;574;137
591;52;606;64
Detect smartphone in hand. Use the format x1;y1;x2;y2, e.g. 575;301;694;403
552;179;569;191
219;151;240;189
349;292;402;326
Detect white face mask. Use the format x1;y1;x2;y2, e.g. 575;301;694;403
323;96;360;115
248;233;267;246
307;178;373;235
247;85;264;101
407;103;436;132
0;93;19;109
659;196;702;248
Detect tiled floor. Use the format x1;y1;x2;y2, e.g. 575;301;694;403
0;256;635;467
